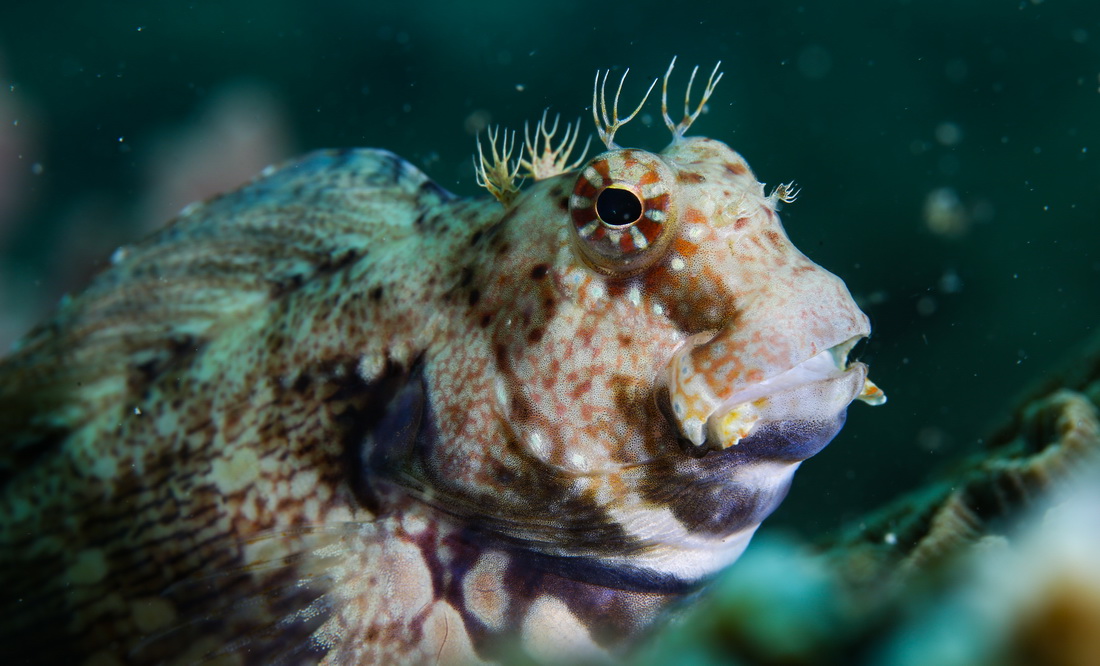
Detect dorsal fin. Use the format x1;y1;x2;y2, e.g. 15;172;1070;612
0;148;453;473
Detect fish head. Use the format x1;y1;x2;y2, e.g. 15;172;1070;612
378;135;883;586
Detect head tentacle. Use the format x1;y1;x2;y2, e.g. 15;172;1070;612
474;125;522;206
520;110;592;181
662;57;724;142
592;67;657;150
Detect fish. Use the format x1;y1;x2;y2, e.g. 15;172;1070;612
0;59;884;664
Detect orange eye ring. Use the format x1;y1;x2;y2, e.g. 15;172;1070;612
569;149;678;275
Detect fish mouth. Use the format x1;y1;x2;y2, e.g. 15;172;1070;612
669;336;885;453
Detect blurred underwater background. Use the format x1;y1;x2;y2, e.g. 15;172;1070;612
1;0;1098;643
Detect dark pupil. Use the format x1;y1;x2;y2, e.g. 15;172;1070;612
596;187;643;227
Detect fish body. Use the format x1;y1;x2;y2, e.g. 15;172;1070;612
0;64;880;664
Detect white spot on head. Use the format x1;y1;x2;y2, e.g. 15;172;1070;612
568;452;590;472
653;302;665;316
627;286;642;307
494;375;509;411
525;429;550;461
589;283;605;300
688;226;704;240
670;257;686;271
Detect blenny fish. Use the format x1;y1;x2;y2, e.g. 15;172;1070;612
0;60;883;664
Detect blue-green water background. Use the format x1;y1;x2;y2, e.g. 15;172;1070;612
0;0;1096;537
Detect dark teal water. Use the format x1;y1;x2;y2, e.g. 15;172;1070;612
0;0;1097;536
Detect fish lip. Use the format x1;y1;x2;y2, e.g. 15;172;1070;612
675;334;871;452
715;336;864;411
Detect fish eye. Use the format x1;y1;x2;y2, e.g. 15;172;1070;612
569;150;679;275
596;187;643;227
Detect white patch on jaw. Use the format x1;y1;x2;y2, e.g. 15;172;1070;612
420;602;479;664
627;285;642;308
604;496;778;582
522;595;607;663
462;551;510;632
385;539;434;613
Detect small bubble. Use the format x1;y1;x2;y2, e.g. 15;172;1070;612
923;187;969;237
934;121;963;146
917;426;947;451
944;58;968;83
797;44;833;80
916;296;937;316
30;162;43;175
938;269;962;294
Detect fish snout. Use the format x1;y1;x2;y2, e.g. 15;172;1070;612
666;271;883;454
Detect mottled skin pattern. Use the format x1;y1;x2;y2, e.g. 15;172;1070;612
0;84;876;663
